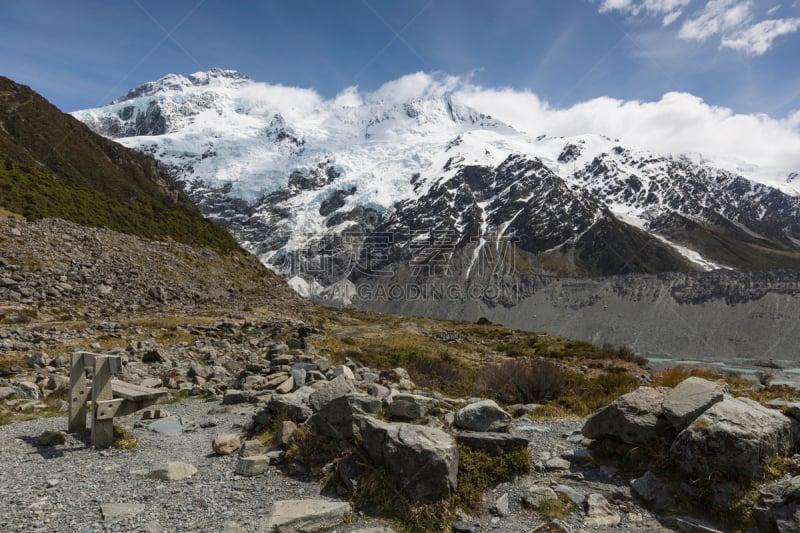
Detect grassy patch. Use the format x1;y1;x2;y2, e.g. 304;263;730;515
159;389;210;404
0;394;66;425
454;444;531;512
537;494;576;521
350;443;530;533
352;461;456;533
285;425;342;470
113;425;138;450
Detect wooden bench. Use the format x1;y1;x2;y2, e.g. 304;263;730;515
68;352;168;448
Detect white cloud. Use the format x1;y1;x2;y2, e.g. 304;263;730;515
599;0;692;24
721;17;800;54
678;0;753;41
597;0;800;55
333;86;363;108
599;0;636;11
368;72;462;104
453;81;800;181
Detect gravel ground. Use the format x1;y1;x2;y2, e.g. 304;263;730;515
0;400;390;533
0;400;675;533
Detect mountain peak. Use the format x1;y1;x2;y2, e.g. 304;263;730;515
113;68;250;104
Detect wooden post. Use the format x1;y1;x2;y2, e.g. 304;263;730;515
91;356;114;448
68;353;87;432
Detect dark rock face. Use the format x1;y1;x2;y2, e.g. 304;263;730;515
359;416;459;502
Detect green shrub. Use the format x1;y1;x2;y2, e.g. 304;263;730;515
481;358;572;404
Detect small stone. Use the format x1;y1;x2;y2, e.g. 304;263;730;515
522;486;558;509
235;455;270;476
101;503;145;522
584;493;621;527
274;420;297;449
546;457;572;471
239;439;269;457
451;520;481;533
213;434;241;455
259;499;352;532
333;365;355;380
275;376;295;394
146;462;197;481
490;492;510;517
554;484;585;506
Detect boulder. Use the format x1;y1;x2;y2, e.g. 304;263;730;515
671;396;798;480
584;493;621;527
631;470;674;510
146;462;197;481
310;393;380;439
359;416;458;502
456;431;530;456
333;365;355;380
752;475;800;533
662;377;724;430
454;399;511;432
239;439;270;458
14;381;40;400
236;455;270;477
308;375;354;411
522;486;559;509
258;499;351;533
275;376;295;394
268;391;314;422
213;434;241;455
222;389;257;405
387;393;439;420
274;420;297;449
582;387;672;444
0;386;15;400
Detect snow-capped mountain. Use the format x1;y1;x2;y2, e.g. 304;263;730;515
73;69;800;302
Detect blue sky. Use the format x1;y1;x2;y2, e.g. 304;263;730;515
1;0;799;117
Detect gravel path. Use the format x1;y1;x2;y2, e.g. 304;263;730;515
0;400;389;532
0;400;674;533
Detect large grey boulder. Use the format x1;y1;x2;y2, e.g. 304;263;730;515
454;400;511;432
310;393;380;439
258;499;351;532
308;375;354;411
582;387;672;444
360;416;458;502
388;393;439;420
268;389;315;422
662;377;724;430
671;396;798;480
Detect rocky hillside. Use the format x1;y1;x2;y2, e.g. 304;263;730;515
0;212;303;324
0;76;239;252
